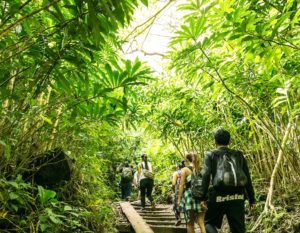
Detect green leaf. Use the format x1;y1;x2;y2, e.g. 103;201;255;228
7;181;18;189
40;223;49;232
63;205;73;211
0;140;6;146
49;215;62;224
141;0;148;6
38;186;56;205
40;115;53;125
11;204;18;212
9;192;19;200
228;34;243;40
4;144;11;160
131;60;142;76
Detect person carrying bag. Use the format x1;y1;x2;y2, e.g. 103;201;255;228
137;154;155;210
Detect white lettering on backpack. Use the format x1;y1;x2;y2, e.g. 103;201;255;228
216;194;244;202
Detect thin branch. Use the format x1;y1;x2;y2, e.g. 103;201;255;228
142;50;165;57
126;48;165;57
246;32;300;50
0;0;33;29
0;11;89;66
0;66;31;87
124;17;157;54
123;0;175;42
0;0;61;38
141;19;155;49
280;36;300;50
148;33;173;38
1;10;88;55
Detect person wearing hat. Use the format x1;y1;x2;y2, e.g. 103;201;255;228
137;154;155;209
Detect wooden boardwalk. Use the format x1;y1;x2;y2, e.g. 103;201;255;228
119;201;202;233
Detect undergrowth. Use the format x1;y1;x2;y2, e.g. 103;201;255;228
0;175;117;233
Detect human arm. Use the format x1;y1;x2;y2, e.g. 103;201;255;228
177;168;187;205
133;172;138;186
148;162;153;173
172;172;178;192
200;152;213;202
137;163;142;184
242;155;256;206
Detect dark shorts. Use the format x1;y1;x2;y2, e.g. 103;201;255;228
205;190;245;233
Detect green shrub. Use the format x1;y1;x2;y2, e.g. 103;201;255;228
0;176;116;233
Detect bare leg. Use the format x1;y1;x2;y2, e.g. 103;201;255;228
197;212;206;233
187;210;196;233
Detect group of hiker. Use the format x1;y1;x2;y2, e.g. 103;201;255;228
118;128;256;233
118;153;155;209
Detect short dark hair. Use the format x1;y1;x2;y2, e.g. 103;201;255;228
214;128;230;145
177;162;185;169
141;154;147;161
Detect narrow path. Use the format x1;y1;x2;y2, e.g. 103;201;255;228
120;201;201;233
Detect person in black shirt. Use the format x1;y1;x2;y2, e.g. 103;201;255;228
200;128;256;233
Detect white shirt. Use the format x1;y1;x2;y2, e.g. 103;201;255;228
139;161;152;180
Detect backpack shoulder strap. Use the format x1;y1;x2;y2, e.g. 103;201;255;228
209;149;217;161
234;150;244;167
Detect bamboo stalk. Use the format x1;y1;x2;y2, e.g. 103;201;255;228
48;106;63;149
264;120;292;212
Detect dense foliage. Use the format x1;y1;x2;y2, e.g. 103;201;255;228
0;0;150;232
0;0;299;232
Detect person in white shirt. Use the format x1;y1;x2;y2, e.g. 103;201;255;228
137;154;155;209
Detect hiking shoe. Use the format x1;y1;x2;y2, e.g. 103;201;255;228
175;219;181;226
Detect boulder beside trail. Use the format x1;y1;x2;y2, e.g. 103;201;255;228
24;148;71;189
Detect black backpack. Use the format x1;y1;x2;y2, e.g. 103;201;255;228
213;151;248;188
189;167;204;199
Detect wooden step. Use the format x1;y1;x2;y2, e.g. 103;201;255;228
149;225;187;233
137;210;174;215
145;219;186;226
135;207;170;211
143;216;177;220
